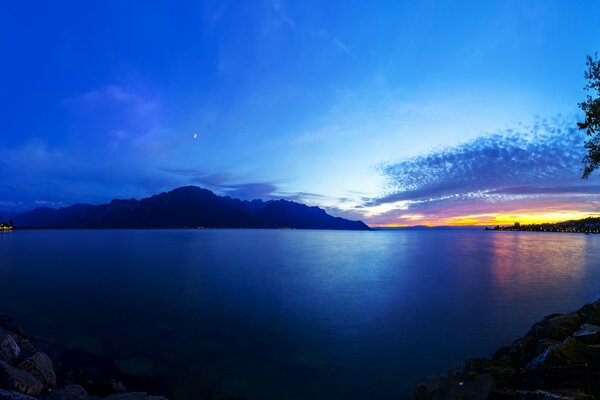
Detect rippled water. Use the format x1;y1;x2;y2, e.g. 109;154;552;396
1;229;599;399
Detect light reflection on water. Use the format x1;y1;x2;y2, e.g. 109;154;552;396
0;229;599;399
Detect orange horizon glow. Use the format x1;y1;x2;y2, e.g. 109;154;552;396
372;211;600;228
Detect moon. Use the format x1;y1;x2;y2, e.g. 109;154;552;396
193;132;198;139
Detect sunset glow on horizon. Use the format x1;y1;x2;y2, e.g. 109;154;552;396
374;211;600;228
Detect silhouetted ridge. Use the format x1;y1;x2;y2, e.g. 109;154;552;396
13;186;370;230
252;200;366;230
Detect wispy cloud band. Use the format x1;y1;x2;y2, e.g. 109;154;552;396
362;118;600;225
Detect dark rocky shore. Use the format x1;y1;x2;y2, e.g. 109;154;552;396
0;315;168;400
412;299;600;400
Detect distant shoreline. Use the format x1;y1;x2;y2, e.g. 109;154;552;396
485;217;600;235
486;226;599;234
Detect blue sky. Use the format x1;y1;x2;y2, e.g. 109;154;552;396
2;1;600;225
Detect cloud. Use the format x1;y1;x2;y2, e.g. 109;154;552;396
63;84;170;154
0;83;178;214
222;182;279;199
264;0;351;56
271;0;295;29
489;185;600;195
332;36;350;55
2;140;64;166
362;118;600;225
161;167;280;199
161;166;335;203
161;167;228;183
321;205;368;222
307;27;352;56
374;118;589;204
63;84;157;115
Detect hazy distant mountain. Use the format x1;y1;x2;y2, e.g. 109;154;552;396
13;186;370;230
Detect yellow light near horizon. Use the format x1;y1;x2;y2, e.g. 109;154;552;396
374;211;599;227
445;211;598;226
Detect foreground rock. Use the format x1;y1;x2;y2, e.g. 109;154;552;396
412;299;600;399
18;353;56;390
0;332;20;364
41;385;87;400
0;389;37;400
0;361;43;396
105;393;168;400
0;316;169;400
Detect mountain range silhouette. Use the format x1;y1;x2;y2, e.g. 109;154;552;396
13;186;370;230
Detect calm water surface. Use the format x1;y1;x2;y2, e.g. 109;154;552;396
1;229;600;399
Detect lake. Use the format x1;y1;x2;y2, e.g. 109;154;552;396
1;229;599;399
